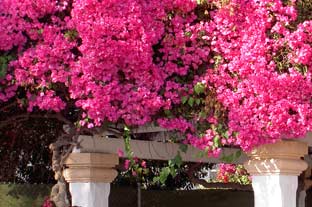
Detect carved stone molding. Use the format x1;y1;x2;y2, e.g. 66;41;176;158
244;140;308;176
63;153;119;183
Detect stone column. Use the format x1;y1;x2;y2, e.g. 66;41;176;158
63;153;119;207
244;140;308;207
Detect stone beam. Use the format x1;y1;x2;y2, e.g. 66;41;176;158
75;135;247;164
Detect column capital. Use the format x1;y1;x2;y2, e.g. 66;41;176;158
63;153;119;183
244;140;308;176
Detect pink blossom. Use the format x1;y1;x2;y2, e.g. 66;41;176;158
1;0;312;156
141;160;147;168
41;197;54;207
124;159;131;170
117;149;124;157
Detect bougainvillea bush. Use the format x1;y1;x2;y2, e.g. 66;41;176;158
1;0;312;156
216;164;251;185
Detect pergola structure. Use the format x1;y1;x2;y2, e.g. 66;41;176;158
62;127;312;207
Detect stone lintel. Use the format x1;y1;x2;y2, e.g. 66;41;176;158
63;153;119;183
244;140;308;176
76;135;247;164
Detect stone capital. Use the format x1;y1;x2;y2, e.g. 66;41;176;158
244;140;308;176
63;153;119;183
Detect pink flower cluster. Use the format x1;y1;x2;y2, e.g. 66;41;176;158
26;90;65;112
216;163;250;184
69;0;172;126
1;0;312;154
0;75;17;102
204;0;312;150
41;197;54;207
0;0;64;51
157;117;194;133
217;163;236;183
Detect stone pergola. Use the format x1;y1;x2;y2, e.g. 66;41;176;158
62;128;312;207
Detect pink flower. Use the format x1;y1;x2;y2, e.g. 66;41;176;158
141;160;147;168
42;197;54;207
1;0;312;156
117;149;124;157
124;159;131;170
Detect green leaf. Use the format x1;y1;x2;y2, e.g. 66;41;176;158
194;82;205;95
188;97;194;107
179;144;188;153
195;98;201;105
164;109;172;117
221;153;235;163
196;151;205;158
64;29;78;41
220;148;242;163
199;111;207;119
0;56;10;78
137;168;143;174
223;131;229;139
213;135;220;148
159;167;171;184
153;177;160;184
173;152;183;168
196;0;206;5
234;150;242;159
184;31;192;37
181;96;188;104
37;29;43;34
0;66;6;78
170;167;177;177
143;168;149;175
217;124;223;131
168;159;174;167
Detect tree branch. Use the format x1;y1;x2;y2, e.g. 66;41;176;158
0;101;17;112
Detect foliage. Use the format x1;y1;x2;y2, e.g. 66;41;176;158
216;164;251;185
115;159;194;190
120;127;186;186
0;184;51;207
0;117;61;183
0;0;312;159
152;152;184;185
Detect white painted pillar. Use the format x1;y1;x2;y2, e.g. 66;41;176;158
70;183;110;207
63;153;118;207
244;140;308;207
252;175;298;207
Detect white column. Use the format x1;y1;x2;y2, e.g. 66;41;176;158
244;140;308;207
70;183;110;207
63;153;118;207
252;175;297;207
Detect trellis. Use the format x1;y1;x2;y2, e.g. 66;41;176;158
62;126;312;207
